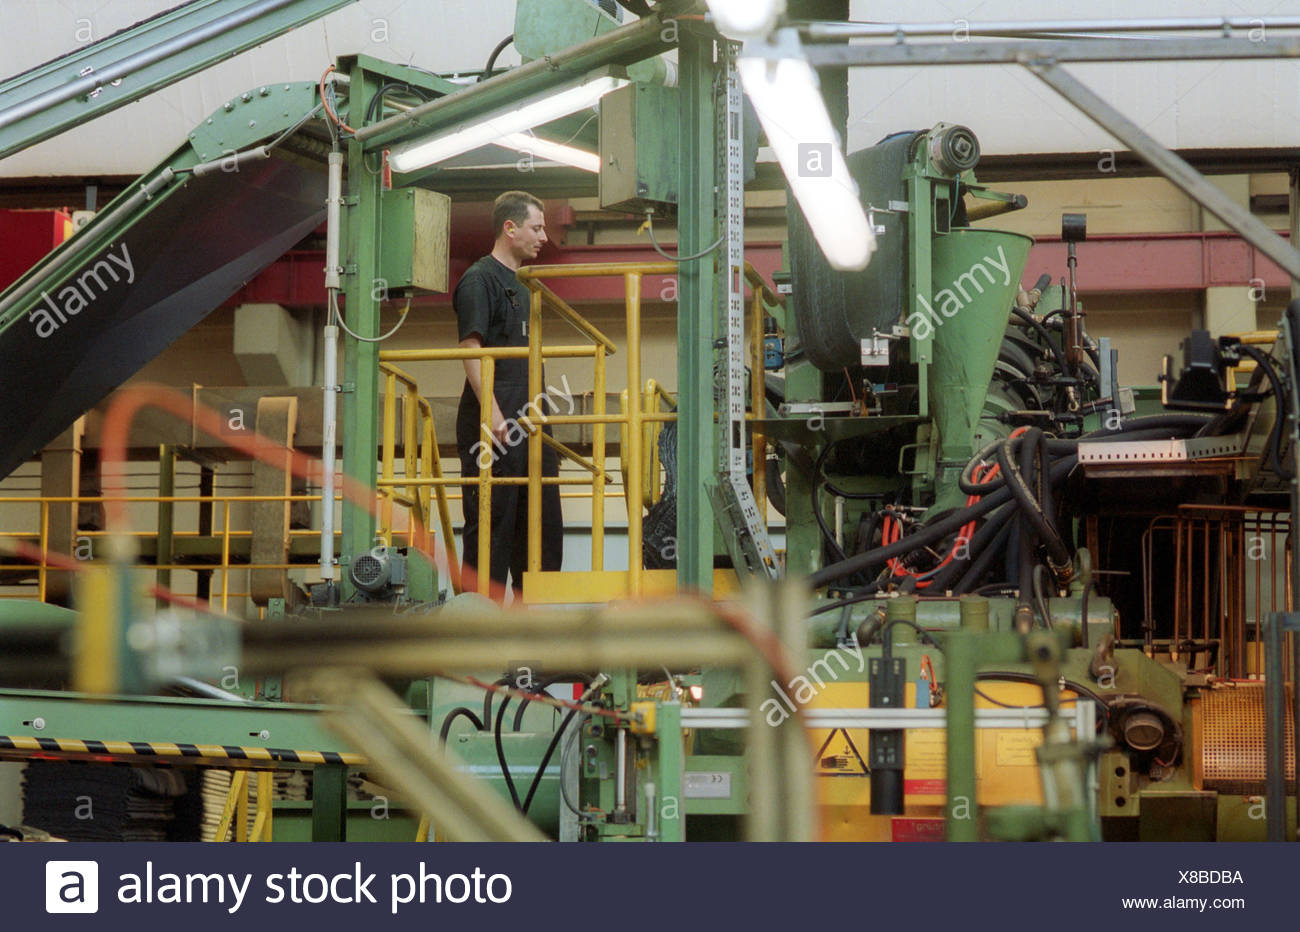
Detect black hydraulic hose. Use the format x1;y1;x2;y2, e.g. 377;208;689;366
1237;343;1294;480
960;418;1217;496
954;516;1017;594
483;675;510;733
808;578;887;616
1075;413;1215;442
925;501;1016;592
494;697;522;809
856;510;881;557
809;456;1078;588
997;437;1071;571
813;413;1221;590
365;82;433;125
480;34;515;81
1015;430;1041;593
438;706;485;744
959;436;1010;495
1004;509;1022;587
521;679;608;816
1033;429;1057;535
1032;564;1054;629
512;675;565;731
521;707;579;815
1010;306;1068;371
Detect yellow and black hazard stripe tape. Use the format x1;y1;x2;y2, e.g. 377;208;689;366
0;735;365;766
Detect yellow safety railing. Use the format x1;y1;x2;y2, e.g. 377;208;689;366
212;770;274;842
379;361;459;591
1224;329;1278;383
0;492;370;612
375;259;786;600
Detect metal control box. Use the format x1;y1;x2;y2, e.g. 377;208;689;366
379;186;451;293
599;82;679;214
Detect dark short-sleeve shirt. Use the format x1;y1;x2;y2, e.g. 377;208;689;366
453;255;528;384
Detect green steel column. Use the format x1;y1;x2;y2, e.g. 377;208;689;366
311;763;348;841
340;62;382;599
906;172;933;420
654;702;684;842
942;629;978;842
675;28;716;593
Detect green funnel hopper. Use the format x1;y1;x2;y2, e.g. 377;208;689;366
926;228;1033;465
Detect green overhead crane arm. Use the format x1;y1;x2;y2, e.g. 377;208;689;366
0;0;356;161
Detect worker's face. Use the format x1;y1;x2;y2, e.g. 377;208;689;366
508;206;548;261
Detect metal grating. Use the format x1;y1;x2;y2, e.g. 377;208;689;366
1200;684;1294;793
352;554;383;586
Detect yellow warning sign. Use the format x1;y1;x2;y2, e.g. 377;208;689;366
995;731;1043;766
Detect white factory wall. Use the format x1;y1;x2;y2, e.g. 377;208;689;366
0;0;522;177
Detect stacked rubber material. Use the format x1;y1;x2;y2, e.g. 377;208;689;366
22;761;196;841
199;769;307;841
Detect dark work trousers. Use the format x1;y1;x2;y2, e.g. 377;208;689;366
457;379;565;589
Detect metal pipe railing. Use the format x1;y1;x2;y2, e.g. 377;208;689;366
357;258;787;601
803;16;1300;41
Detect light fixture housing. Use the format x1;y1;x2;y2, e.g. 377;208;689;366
737;31;876;272
387;70;626;174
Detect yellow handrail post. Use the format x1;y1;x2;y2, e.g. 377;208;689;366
477;356;495;596
380;370;397;543
418;403;433;526
220;501;232;613
403;383;419;532
250;770;273;842
213;770;248;842
626;273;643;596
643;380;661;505
421;398;460;594
751;289;767;524
235;770;249;842
527;287;544;575
592;345;607;572
38;499;48;603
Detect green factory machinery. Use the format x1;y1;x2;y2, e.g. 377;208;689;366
2;1;1300;843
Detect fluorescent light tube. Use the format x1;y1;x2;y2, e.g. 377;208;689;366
705;0;785;39
497;133;600;172
738;37;876;272
388;75;625;173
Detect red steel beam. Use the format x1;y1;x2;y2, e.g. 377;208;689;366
224;242;788;308
1023;230;1292;293
0;208;72;291
218;230;1294;310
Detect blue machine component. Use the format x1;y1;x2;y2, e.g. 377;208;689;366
764;335;784;370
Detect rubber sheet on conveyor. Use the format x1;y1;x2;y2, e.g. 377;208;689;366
0;155;325;478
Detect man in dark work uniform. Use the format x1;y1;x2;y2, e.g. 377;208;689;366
454;190;564;597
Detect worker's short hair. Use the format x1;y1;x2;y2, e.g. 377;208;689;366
492;190;544;237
